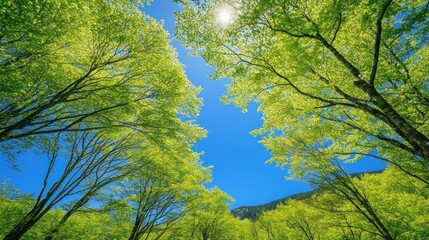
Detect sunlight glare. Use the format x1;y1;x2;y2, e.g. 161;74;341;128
217;7;233;27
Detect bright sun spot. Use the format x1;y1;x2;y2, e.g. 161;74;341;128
217;7;233;26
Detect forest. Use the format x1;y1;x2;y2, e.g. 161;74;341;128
1;0;428;239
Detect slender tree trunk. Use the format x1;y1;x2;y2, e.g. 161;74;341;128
3;220;35;240
327;173;395;240
356;81;429;160
202;230;209;240
128;217;142;240
44;197;89;240
3;203;46;240
128;229;140;240
317;33;429;161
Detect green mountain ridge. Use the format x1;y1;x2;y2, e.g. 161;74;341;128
231;189;319;221
231;170;384;220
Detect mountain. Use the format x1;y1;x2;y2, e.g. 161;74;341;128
231;170;384;220
231;189;319;220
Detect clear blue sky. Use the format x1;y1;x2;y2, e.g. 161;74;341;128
143;1;386;209
0;0;386;209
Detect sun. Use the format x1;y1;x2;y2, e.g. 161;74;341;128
216;7;234;26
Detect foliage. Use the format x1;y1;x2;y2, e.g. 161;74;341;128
0;0;211;239
231;189;319;220
161;187;241;240
0;195;132;240
2;0;429;239
256;167;429;240
4;168;428;239
176;0;429;182
122;139;210;240
0;0;204;154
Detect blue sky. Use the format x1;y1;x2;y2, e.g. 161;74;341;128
143;1;312;209
0;0;386;209
143;1;386;208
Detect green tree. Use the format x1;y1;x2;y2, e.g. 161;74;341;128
1;1;207;238
164;187;239;240
176;0;429;181
0;0;202;151
311;164;395;240
256;167;429;240
52;211;131;240
258;200;330;240
2;131;134;240
0;181;34;237
0;192;132;240
123;141;210;240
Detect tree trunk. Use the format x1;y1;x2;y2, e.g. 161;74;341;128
356;80;429;160
3;212;42;240
128;219;142;240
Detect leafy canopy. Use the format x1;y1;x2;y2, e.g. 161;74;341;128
176;0;429;180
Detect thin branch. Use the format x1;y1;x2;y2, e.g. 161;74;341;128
369;0;393;86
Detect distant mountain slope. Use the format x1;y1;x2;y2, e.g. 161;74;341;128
231;189;319;220
231;170;384;220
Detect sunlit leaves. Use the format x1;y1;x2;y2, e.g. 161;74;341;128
176;0;429;182
256;168;429;239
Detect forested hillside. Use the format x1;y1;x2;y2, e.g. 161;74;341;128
232;189;318;221
232;171;382;220
1;0;429;239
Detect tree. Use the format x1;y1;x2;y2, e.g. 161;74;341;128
310;163;395;240
43;131;148;240
124;160;203;240
0;192;132;240
258;200;329;240
176;0;429;181
0;181;35;238
255;167;429;240
1;1;207;238
164;187;239;240
50;210;131;240
103;130;210;240
0;0;202;152
3;130;134;240
310;166;429;239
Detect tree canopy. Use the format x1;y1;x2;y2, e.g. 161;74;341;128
176;0;429;182
0;0;203;151
2;0;429;239
1;0;213;239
